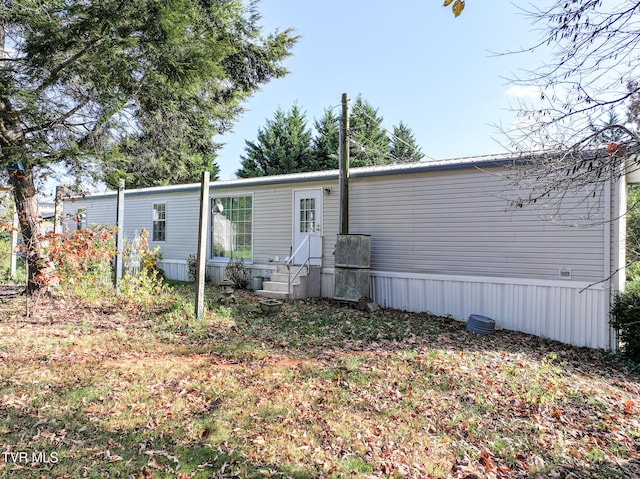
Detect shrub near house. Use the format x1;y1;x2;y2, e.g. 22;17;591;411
610;281;640;363
43;227;115;289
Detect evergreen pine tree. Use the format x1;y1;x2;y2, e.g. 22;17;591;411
236;105;313;177
391;122;424;163
0;0;296;289
310;109;340;171
349;96;392;167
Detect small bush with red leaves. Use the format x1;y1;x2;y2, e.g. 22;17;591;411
40;226;115;289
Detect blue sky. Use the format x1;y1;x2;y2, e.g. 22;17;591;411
214;1;547;179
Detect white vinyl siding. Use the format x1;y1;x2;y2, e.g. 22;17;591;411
215;181;340;267
139;191;199;258
348;168;606;282
245;185;292;264
65;168;610;284
64;189;201;261
251;182;324;263
370;272;608;349
66;167;609;284
69;198;116;230
321;185;340;270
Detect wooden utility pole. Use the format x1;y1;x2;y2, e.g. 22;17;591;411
195;171;210;320
115;179;125;294
339;93;350;235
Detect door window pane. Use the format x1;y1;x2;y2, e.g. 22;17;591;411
299;198;315;233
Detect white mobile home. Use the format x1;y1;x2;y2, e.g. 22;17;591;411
64;154;627;349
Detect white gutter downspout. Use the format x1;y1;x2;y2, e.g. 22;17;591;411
605;168;627;351
610;171;627;351
604;176;612;350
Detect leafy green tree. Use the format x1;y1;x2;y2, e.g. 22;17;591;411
349;96;392;168
236;105;313;177
102;130;222;189
0;0;296;290
588;105;626;145
627;186;640;280
390;121;424;163
310;109;340;171
241;96;425;176
101;100;223;189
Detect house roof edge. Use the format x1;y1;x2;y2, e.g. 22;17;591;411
65;151;557;200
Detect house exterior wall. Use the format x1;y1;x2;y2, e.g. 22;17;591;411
206;179;339;283
76;196;117;228
348;169;605;282
65;178;341;282
344;165;615;349
63;158;622;349
64;187;203;281
211;179;340;266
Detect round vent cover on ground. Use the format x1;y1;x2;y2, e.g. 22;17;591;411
466;314;496;335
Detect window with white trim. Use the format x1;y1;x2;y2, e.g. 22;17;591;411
152;203;166;242
211;196;252;260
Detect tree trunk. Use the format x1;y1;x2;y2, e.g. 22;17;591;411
0;98;46;291
1;27;46;292
9;166;47;292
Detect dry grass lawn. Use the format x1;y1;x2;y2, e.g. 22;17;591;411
0;284;639;478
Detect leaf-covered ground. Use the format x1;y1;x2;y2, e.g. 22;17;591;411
0;285;639;478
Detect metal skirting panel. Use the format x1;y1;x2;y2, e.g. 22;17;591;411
160;260;278;285
321;270;334;298
206;265;226;284
158;260;188;281
368;271;609;349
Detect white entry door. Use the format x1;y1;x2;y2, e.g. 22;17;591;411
293;189;322;265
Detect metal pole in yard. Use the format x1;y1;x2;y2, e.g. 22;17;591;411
115;179;125;295
10;206;17;279
53;185;62;235
195;171;210;320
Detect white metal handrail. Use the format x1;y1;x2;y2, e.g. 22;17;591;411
286;235;310;299
285;235;322;299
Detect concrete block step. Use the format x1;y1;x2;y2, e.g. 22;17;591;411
275;265;309;276
269;272;307;283
262;280;300;293
255;290;290;301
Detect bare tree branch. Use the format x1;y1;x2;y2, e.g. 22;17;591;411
493;1;640;218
